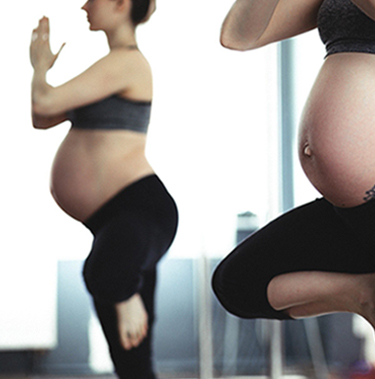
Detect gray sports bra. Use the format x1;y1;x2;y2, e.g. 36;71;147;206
68;95;152;133
318;0;375;56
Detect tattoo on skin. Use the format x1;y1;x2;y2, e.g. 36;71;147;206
363;185;375;201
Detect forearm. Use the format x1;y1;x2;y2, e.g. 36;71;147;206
351;0;375;20
31;67;53;115
221;0;279;50
31;67;68;128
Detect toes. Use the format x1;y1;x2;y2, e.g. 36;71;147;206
115;294;149;350
119;323;148;350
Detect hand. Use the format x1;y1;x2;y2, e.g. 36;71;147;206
30;16;65;70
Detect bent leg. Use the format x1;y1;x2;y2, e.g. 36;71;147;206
267;199;375;321
212;198;375;320
82;175;178;305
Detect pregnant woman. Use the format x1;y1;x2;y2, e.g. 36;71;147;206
213;0;375;329
30;1;178;378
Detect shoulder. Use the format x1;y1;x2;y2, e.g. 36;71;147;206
105;48;151;76
106;49;152;99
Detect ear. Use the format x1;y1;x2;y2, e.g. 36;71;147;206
116;0;132;12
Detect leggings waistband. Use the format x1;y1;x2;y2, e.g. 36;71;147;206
83;174;173;233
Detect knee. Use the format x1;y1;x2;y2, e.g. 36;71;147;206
212;260;292;320
212;261;266;319
212;263;243;317
83;255;140;303
211;264;226;304
82;256;107;298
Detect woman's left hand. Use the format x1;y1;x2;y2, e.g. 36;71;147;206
30;16;65;70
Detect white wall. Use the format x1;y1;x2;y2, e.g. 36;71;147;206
1;0;278;350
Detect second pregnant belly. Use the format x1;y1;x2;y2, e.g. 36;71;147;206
298;53;375;207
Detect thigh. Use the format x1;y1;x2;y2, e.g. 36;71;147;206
83;175;178;304
84;212;159;303
212;198;374;319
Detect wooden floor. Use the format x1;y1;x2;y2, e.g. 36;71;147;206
0;375;197;379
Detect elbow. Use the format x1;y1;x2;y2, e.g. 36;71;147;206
32;107;54;129
32;97;52;117
32;114;47;129
220;30;257;51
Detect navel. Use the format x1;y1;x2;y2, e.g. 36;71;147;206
303;144;312;157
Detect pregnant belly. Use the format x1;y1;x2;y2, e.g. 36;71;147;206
50;130;153;221
298;53;375;207
51;146;100;221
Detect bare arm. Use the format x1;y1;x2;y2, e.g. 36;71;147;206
31;65;67;129
30;17;148;127
32;113;68;129
221;0;324;51
221;0;280;50
31;50;144;116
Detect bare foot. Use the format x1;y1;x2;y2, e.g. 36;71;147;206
115;293;148;350
267;271;375;325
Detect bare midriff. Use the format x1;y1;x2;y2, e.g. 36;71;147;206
298;52;375;208
50;128;154;221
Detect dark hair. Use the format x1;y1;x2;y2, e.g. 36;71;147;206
131;0;151;25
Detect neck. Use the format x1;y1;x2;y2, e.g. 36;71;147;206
106;23;138;50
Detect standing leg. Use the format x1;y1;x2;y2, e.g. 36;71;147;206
94;269;158;379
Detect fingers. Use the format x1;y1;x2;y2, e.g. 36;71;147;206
31;17;65;67
40;17;50;42
31;30;38;42
44;16;50;34
32;16;50;42
56;42;66;57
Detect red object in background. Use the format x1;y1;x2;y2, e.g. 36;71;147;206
350;362;375;379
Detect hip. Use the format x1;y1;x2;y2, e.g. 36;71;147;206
83;174;179;247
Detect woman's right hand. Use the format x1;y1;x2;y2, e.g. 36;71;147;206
30;16;65;71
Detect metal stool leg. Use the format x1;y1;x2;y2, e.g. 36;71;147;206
303;318;329;379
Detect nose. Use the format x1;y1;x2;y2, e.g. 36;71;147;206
81;1;88;11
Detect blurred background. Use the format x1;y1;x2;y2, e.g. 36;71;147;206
1;0;375;378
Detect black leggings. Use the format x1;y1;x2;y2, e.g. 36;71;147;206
83;175;178;379
212;197;375;320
